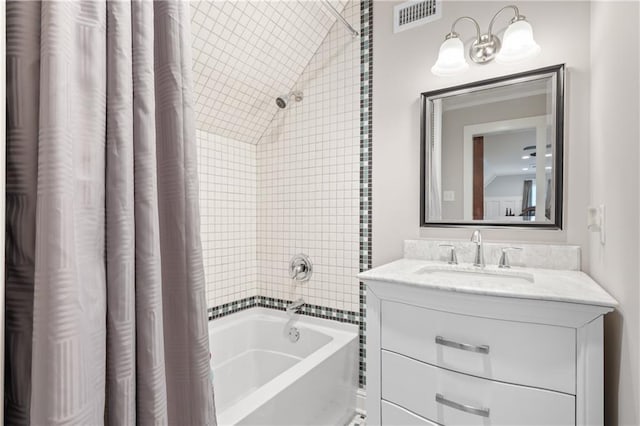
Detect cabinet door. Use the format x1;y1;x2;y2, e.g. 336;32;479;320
382;351;575;426
381;300;576;394
381;400;438;426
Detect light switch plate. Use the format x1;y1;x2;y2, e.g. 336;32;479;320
587;204;605;245
443;190;455;202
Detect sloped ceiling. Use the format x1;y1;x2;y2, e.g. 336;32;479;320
190;1;348;144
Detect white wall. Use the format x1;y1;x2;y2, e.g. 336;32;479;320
373;1;591;267
484;174;536;198
589;2;640;424
374;1;639;423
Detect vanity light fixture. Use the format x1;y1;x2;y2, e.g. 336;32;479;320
431;5;540;76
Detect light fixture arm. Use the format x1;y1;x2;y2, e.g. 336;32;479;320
487;5;522;38
448;16;482;41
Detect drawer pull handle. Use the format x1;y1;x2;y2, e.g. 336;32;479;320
435;393;490;418
435;336;490;354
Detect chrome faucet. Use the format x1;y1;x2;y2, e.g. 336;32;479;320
289;254;313;282
470;229;485;267
498;247;522;268
286;298;305;316
439;244;458;265
290;263;307;280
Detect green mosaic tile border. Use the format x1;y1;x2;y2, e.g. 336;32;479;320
207;296;260;321
208;296;361;325
359;0;373;389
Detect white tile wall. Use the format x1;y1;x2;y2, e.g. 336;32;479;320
196;130;257;307
190;1;348;145
256;0;361;312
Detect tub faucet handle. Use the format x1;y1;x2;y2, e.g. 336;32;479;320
289;254;313;282
291;264;306;278
498;247;522;268
438;244;458;265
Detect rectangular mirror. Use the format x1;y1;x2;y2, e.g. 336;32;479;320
420;64;565;228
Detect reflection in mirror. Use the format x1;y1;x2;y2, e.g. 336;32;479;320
421;65;564;228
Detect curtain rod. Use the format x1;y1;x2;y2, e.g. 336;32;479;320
322;1;359;38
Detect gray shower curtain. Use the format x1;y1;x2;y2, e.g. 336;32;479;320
6;1;215;425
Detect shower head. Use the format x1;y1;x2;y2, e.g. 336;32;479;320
275;95;288;109
276;91;303;109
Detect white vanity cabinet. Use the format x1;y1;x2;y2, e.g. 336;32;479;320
361;260;617;426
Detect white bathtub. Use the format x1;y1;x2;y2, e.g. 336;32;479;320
209;307;359;425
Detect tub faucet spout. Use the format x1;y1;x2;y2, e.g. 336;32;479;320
287;298;305;316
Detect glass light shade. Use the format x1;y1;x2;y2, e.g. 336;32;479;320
496;19;541;63
431;37;469;76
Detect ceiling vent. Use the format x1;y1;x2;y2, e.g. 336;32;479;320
393;0;442;33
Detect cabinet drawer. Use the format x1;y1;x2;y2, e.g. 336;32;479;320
381;300;575;393
382;350;575;426
381;400;438;426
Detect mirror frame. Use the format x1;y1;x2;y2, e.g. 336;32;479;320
420;64;565;229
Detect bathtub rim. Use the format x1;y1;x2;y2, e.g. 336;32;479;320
208;306;358;336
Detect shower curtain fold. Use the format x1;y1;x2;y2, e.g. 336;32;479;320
5;1;216;424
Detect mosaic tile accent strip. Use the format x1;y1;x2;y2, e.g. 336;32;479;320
261;297;361;324
359;0;373;389
207;296;259;321
207;297;361;325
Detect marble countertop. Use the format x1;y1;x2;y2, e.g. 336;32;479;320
358;259;618;308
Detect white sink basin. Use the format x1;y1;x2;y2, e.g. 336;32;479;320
416;265;534;284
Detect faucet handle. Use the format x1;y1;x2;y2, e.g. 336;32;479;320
498;247;522;269
439;244;458;265
289;254;313;281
